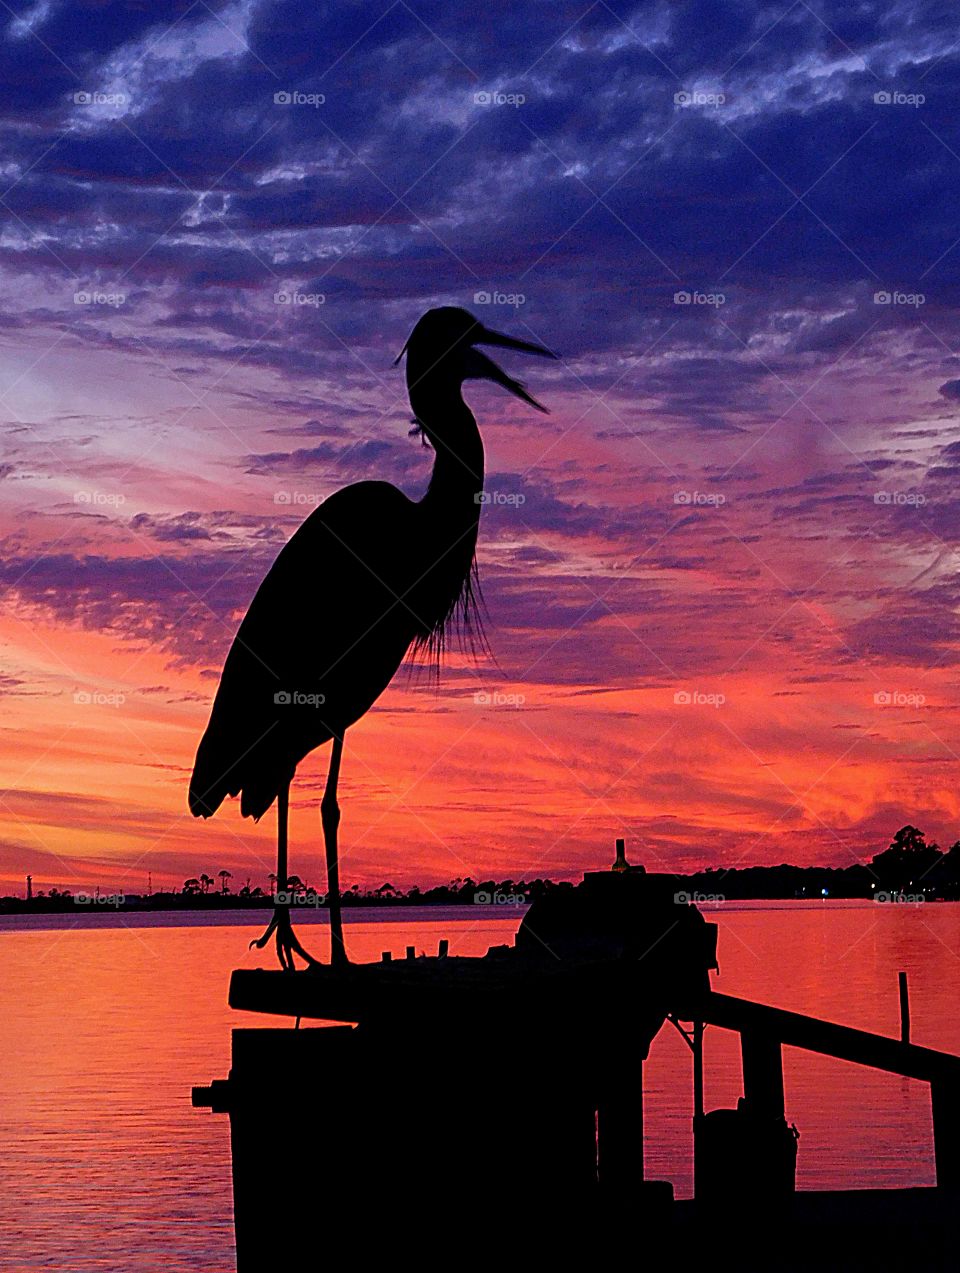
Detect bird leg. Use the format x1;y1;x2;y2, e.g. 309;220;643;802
249;781;318;970
322;734;348;966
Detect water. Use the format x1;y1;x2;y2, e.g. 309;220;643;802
1;901;958;1271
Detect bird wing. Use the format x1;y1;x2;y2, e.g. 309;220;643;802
189;481;420;821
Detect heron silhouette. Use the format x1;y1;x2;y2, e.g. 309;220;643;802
188;307;555;968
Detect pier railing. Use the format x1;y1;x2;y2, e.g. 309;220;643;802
685;990;960;1192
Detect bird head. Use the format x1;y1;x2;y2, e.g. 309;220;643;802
395;306;557;415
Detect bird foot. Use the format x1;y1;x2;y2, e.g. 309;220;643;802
249;904;319;971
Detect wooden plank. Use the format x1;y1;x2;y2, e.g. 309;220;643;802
229;960;673;1024
701;991;960;1084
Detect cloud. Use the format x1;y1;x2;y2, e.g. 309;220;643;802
4;0;960;885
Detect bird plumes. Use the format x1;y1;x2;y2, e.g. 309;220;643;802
409;552;489;671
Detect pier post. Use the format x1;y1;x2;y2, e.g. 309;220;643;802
932;1081;960;1192
898;971;910;1044
741;1032;784;1117
597;1060;644;1191
693;1021;704;1118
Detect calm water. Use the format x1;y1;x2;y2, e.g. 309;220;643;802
1;901;959;1271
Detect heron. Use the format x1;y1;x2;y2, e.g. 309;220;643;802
188;306;555;969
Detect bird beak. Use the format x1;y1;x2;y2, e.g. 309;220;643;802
463;348;550;413
467;325;557;413
476;325;558;360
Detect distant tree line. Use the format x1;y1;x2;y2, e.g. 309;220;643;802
680;825;960;900
3;825;959;913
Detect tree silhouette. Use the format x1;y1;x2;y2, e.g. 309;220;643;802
183;877;201;895
870;825;942;890
931;840;960;892
218;869;232;894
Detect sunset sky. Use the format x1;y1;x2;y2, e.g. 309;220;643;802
2;0;960;893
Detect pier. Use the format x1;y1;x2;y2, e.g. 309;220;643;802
194;866;960;1267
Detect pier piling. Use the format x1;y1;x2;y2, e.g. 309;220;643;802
898;971;910;1044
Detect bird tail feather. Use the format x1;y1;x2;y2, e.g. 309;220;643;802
189;729;292;822
188;731;236;818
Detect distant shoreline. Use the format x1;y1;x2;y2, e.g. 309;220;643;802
1;896;942;935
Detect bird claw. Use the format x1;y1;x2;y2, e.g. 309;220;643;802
251;904;319;970
249;911;279;951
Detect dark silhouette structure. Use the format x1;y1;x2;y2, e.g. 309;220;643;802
188;307;555;967
196;862;960;1264
196;866;718;1254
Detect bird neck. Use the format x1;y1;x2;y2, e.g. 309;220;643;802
413;389;485;516
407;383;486;651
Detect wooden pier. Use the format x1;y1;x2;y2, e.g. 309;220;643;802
193;868;960;1266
